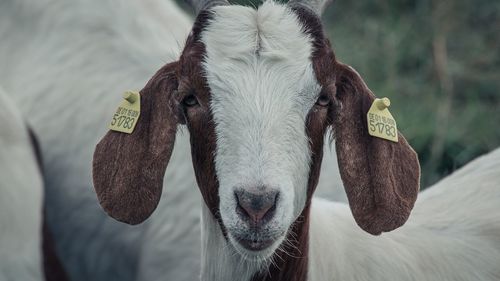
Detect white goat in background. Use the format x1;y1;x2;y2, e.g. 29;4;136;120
0;1;196;280
0;88;44;281
91;0;500;280
0;0;345;280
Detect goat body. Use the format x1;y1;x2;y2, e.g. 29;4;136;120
0;88;44;281
309;148;500;280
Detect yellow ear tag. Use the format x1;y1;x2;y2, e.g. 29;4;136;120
109;91;141;134
367;97;398;143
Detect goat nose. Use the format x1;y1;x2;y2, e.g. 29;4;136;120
235;189;279;225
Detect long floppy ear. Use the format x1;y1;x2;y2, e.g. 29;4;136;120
332;63;420;235
92;62;179;225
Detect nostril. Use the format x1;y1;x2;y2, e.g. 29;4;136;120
235;189;279;225
235;196;252;221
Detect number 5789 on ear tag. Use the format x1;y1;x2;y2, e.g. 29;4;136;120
109;91;141;134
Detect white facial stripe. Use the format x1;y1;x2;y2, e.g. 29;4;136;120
201;1;321;247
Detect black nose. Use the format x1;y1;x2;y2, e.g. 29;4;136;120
235;189;279;226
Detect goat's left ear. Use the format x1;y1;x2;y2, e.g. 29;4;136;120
92;62;180;225
330;63;420;235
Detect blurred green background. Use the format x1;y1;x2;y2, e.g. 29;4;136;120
178;0;500;187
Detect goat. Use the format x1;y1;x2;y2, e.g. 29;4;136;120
0;0;345;280
0;88;44;281
92;0;500;280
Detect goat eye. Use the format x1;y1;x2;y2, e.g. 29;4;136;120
315;94;330;107
182;94;199;107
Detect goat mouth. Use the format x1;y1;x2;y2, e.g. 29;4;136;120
234;236;275;251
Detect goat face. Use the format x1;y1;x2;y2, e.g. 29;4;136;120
203;4;320;257
93;0;420;264
172;3;332;258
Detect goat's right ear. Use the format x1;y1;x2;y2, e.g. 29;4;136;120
92;62;180;225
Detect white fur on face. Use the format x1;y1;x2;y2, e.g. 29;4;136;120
202;1;321;258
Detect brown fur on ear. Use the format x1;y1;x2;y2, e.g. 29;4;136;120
332;63;420;235
92;62;179;225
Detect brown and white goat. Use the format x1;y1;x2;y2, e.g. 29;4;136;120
92;0;500;280
92;0;420;279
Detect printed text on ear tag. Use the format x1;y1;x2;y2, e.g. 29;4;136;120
367;97;398;143
109;91;141;134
